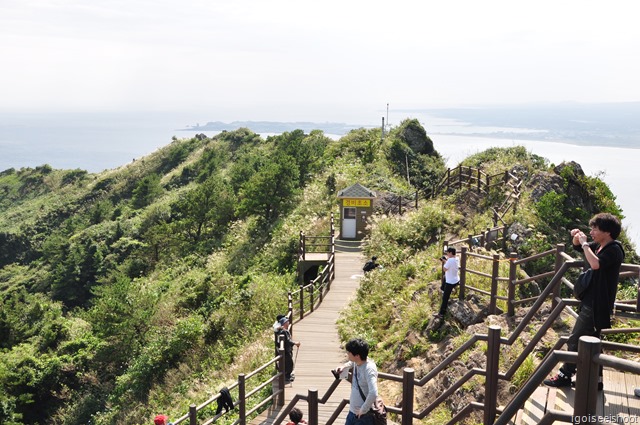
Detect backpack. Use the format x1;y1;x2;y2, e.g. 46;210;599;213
215;386;234;414
363;261;377;272
573;268;593;300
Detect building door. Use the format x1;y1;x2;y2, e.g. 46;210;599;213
342;207;356;238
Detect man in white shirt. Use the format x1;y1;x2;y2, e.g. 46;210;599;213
438;247;459;318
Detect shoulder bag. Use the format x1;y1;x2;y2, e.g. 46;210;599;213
573;268;593;300
354;366;387;425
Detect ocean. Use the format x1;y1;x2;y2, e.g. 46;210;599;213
0;110;638;253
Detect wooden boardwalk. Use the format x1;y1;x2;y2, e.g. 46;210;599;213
515;369;640;424
252;251;364;425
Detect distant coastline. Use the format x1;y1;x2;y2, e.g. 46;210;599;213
182;102;640;149
179;120;372;135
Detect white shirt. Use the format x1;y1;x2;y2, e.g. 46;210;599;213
444;257;459;284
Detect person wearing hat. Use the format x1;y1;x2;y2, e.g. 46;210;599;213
274;316;300;381
154;414;173;425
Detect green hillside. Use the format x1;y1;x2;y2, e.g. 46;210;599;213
0;120;636;424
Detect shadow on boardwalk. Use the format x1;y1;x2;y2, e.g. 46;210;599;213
253;251;364;424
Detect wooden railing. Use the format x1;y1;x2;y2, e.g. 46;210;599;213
294;214;336;321
275;256;640;425
172;338;290;425
428;166;521;226
444;225;509;252
441;243;640;317
170;227;639;424
298;214;335;261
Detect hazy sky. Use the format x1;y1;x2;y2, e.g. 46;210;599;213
2;0;639;122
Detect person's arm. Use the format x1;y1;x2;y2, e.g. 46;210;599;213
358;365;378;415
571;229;600;269
335;361;353;375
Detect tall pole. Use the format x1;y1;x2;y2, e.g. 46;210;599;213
386;103;389;128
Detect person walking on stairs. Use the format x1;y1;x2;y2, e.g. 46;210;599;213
544;213;624;389
333;338;379;425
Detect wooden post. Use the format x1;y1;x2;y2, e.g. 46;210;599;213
507;252;518;317
636;267;640;312
459;246;467;300
310;284;314;313
490;254;500;314
238;373;247;425
189;404;197;425
401;368;415;425
484;326;501;425
458;165;463;189
398;195;402;215
288;293;294;334
552;244;565;310
573;336;601;417
477;168;481;192
299;286;304;320
278;338;286;406
415;190;418;209
308;389;319;425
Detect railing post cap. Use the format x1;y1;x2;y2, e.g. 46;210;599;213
578;335;601;344
403;367;415;373
488;325;501;331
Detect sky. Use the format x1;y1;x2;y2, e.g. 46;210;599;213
2;0;640;124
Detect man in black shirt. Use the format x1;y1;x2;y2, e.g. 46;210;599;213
544;213;624;388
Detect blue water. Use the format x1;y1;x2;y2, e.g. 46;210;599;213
0;112;203;172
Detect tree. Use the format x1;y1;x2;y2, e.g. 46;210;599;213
272;129;328;187
236;156;300;221
131;174;162;209
171;177;235;245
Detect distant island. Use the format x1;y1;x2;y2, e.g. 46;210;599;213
180;102;640;149
179;120;372;135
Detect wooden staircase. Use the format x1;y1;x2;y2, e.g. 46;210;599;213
508;368;640;424
334;238;362;253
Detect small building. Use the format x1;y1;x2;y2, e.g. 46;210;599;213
336;183;376;240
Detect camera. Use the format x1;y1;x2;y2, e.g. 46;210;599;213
440;255;446;261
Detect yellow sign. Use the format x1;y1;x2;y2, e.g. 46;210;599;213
343;199;370;207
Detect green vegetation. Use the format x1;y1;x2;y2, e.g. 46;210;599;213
1;121;637;425
0;121;446;424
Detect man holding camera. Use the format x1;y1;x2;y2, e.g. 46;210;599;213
437;247;459;318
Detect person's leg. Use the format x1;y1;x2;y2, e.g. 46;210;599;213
560;305;596;376
285;353;294;380
439;284;454;315
545;305;596;387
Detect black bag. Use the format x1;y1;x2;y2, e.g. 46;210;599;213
215;386;234;414
363;261;376;272
354;367;387;425
573;269;593;300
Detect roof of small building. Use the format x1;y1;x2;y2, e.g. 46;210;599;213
337;183;376;199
